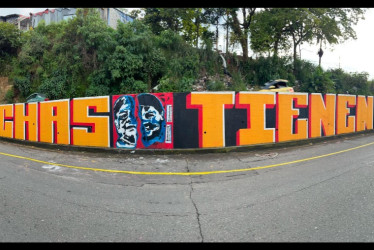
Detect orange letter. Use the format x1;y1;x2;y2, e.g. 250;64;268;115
277;93;308;142
309;93;336;138
236;92;275;145
187;92;235;148
356;95;373;132
0;104;13;138
39;100;70;144
336;94;356;135
14;103;38;141
71;96;110;147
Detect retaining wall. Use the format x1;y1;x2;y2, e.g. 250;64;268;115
0;92;372;149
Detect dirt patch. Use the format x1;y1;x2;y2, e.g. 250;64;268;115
0;77;12;103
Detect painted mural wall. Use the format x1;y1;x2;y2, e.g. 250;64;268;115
0;92;373;149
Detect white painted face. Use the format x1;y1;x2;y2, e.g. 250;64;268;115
139;105;164;137
114;96;137;148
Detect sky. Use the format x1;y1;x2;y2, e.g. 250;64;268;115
2;8;374;79
299;8;374;79
0;8;46;16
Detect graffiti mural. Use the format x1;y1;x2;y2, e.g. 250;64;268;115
309;93;336;138
235;92;276;146
186;91;235;148
276;92;309;142
38;99;70;145
1;92;374;150
138;93;167;147
356;95;373;132
113;94;138;148
14;102;38;141
70;96;111;148
112;92;173;149
0;104;13;139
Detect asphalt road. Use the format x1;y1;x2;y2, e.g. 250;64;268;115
1;133;374;242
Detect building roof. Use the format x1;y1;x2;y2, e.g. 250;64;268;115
0;14;20;19
18;15;30;20
30;9;55;16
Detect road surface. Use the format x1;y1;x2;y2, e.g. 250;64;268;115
1;133;374;242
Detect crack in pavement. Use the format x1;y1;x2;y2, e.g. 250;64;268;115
186;158;204;242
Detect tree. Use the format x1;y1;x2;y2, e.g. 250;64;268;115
249;8;366;74
180;8;211;48
250;8;291;58
204;8;226;51
227;8;256;60
310;8;366;69
0;22;22;58
143;8;214;48
309;66;335;94
288;9;317;74
113;20;166;92
311;8;366;46
0;22;22;74
328;68;369;95
142;8;184;35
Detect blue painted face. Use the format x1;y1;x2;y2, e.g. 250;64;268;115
138;94;165;147
114;96;137;148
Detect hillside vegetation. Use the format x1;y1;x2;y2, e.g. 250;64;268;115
0;8;373;103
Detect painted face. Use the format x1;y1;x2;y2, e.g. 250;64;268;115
139;105;164;137
138;94;165;147
114;96;137;148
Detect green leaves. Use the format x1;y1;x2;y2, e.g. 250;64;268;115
0;22;22;74
2;7;371;102
38;69;69;99
309;66;335;94
0;22;22;57
328;68;370;95
250;8;366;61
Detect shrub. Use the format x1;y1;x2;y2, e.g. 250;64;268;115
4;88;14;103
206;80;225;91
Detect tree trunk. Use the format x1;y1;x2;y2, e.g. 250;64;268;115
215;20;219;51
226;18;229;54
273;40;279;58
196;21;199;48
273;30;284;58
228;8;255;61
240;37;248;60
292;34;298;75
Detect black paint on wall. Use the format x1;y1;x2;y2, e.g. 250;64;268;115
266;105;276;129
173;93;199;149
224;108;247;146
349;106;356;116
292;99;309;134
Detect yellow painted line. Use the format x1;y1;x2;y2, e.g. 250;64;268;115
1;141;374;176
